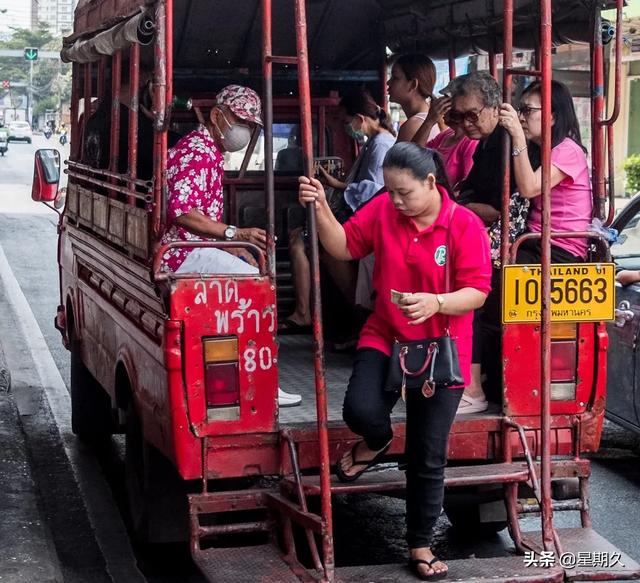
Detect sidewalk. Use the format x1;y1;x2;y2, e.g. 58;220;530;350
0;345;63;583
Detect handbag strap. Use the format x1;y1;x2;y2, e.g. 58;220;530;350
443;201;457;334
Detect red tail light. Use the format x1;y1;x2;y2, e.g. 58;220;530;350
203;337;239;408
205;362;239;407
550;340;577;383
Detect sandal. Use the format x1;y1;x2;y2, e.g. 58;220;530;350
456;394;488;415
408;557;449;581
334;439;392;483
278;318;312;335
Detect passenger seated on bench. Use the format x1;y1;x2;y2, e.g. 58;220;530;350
160;85;267;275
449;71;524;415
275;127;303;173
280;88;395;333
460;79;594;415
498;80;593;264
299;143;491;579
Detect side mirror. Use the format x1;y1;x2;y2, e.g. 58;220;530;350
32;149;61;202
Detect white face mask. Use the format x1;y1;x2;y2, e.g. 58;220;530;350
216;109;252;152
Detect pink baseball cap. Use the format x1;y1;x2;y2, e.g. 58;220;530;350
216;84;263;126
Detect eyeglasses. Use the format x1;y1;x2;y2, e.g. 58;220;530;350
517;105;542;118
446;105;487;125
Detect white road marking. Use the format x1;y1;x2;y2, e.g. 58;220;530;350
0;244;146;583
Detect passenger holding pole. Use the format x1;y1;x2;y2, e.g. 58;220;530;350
387;54;441;143
449;72;528;414
299;143;491;580
498;80;593;263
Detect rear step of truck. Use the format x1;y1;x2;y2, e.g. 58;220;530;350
335;556;564;583
281;461;531;496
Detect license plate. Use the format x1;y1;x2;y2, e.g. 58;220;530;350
502;263;615;323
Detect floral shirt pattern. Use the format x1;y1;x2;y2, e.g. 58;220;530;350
488;192;530;268
161;127;224;271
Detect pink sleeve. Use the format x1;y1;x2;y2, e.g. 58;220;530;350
451;209;492;295
343;194;385;259
550;139;586;184
427;132;445;150
166;152;207;224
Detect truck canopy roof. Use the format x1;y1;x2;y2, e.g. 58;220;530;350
70;0;613;67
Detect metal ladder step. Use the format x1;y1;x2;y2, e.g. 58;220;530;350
282;462;531;496
335;555;564;583
193;544;300;583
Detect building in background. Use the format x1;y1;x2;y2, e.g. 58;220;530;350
33;0;78;37
0;0;34;38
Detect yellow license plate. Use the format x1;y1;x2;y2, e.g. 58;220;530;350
502;263;615;323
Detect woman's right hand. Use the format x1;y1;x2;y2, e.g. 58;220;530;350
299;176;327;210
427;96;451;125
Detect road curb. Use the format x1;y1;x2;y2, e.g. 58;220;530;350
0;341;10;393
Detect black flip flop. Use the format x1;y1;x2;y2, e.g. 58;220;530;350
278;318;312;335
408;557;449;581
334;440;392;483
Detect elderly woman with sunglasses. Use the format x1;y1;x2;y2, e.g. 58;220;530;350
498;80;593;264
444;72;527;415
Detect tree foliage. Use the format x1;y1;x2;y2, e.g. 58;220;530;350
0;24;71;117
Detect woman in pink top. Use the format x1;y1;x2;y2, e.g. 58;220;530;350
426;116;478;191
299;143;491;579
499;80;593;262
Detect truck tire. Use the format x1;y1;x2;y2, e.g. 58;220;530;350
125;404;188;544
70;340;113;443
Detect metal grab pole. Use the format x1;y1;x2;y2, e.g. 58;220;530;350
293;0;334;580
261;0;276;278
500;0;513;268
539;0;555;553
591;8;606;221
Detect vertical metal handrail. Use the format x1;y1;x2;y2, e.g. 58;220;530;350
500;0;513;268
128;42;140;205
539;0;555;554
591;7;606;221
152;0;170;239
261;0;277;279
293;2;335;580
604;0;624;226
109;50;122;189
281;430;324;573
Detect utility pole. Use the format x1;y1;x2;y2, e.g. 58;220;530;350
28;59;33;125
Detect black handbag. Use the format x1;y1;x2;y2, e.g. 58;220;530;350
385;204;464;398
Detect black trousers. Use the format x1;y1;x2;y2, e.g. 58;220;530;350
342;348;463;548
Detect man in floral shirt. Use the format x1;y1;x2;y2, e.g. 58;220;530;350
161;85;302;407
161;84;267;274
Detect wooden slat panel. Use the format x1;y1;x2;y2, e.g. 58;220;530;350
78;187;93;227
93;193;108;236
66;183;79;219
107;198;126;247
126;206;149;257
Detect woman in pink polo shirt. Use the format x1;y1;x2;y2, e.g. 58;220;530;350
499;80;593;263
299;143;492;580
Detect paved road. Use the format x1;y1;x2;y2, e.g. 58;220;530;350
0;135;639;582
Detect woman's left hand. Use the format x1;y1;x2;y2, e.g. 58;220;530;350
398;293;440;325
498;103;525;141
318;165;342;190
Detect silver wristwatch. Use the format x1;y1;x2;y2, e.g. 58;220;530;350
436;293;446;312
224;225;237;241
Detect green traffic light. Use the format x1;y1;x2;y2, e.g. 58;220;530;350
24;48;38;61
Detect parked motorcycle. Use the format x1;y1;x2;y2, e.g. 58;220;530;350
44;129;53;139
59;132;68;146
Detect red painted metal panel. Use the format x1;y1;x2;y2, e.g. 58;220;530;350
170;277;278;438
